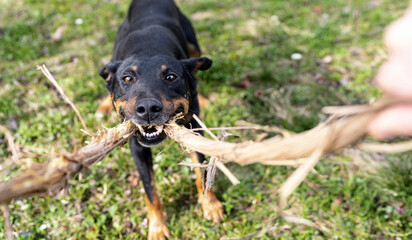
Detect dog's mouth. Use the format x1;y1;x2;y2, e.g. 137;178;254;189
130;108;187;147
135;124;167;147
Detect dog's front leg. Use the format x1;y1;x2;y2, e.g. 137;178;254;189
130;136;170;240
187;120;224;224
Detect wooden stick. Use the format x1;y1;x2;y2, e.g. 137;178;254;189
36;64;90;134
357;140;412;153
2;94;412;210
278;149;323;210
0;121;136;203
164;111;376;165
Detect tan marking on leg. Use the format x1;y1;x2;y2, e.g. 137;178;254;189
131;65;138;72
190;152;224;224
96;94;113;116
161;65;167;70
187;43;201;58
144;174;170;240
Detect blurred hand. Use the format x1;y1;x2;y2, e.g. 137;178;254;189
367;6;412;139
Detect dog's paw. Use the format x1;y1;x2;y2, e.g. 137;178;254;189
148;218;170;240
199;192;224;224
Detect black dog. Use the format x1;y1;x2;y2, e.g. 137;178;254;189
99;0;223;239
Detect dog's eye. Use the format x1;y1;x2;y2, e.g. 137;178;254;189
122;76;133;83
165;74;177;81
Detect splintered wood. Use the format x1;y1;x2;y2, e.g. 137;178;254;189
165;97;393;165
0;121;137;203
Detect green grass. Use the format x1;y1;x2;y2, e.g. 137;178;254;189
1;0;411;239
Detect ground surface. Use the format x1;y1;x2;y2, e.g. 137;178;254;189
0;0;411;239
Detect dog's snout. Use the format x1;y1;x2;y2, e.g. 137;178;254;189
135;98;163;122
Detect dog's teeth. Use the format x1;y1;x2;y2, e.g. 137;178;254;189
154;125;164;135
141;125;164;139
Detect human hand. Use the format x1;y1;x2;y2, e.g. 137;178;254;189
367;6;412;139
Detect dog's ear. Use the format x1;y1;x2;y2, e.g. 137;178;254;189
180;58;212;110
99;61;122;91
180;57;212;74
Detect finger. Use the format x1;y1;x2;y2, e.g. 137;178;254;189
385;7;412;54
375;59;412;99
367;105;412;139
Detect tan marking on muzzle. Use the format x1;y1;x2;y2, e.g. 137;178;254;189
160;95;190;124
114;99;127;119
160;95;174;114
124;97;138;117
171;97;189;115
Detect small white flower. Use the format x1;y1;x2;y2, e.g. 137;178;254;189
60;199;70;205
271;15;280;25
339;77;349;86
322;55;333;63
291;53;303;60
21;204;29;210
75;18;83;25
39;224;47;231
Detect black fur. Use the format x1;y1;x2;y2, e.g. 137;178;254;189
99;0;211;203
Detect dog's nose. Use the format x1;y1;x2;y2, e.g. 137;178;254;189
135;98;163;122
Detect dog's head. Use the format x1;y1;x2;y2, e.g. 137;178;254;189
100;55;212;147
